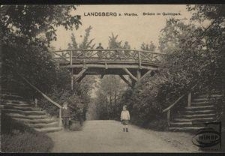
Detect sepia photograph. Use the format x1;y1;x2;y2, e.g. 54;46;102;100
0;4;225;153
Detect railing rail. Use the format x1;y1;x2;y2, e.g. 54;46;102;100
162;83;198;126
16;72;62;127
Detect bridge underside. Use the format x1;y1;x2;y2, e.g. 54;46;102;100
59;62;159;89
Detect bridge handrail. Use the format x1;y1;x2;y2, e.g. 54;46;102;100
52;49;167;55
162;83;198;126
16;72;62;127
162;84;198;113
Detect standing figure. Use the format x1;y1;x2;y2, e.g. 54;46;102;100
120;105;130;132
78;107;84;126
61;102;71;131
123;41;131;58
96;43;104;59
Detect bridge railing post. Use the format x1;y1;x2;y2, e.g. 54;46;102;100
167;110;171;126
188;92;191;107
59;107;62;127
138;50;142;69
70;50;72;66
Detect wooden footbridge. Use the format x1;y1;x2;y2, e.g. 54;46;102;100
52;49;165;90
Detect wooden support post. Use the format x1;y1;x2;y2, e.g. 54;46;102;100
139;70;152;81
34;98;38;107
100;74;104;79
138;51;142;69
59;108;62;127
137;70;141;81
77;74;86;83
188;92;191;107
119;75;132;87
167;110;171;126
131;77;136;88
123;68;138;82
70;51;72;66
71;69;74;91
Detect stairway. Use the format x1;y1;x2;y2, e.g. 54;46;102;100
169;94;222;132
1;93;63;133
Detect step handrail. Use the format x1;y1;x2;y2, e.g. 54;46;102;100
15;72;62;127
162;84;198;113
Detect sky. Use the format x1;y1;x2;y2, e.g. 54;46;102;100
50;5;193;50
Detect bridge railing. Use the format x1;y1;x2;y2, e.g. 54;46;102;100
52;49;166;66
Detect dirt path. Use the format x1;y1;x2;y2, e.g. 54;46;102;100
48;120;200;153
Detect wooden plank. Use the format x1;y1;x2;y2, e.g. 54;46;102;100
77;74;86;82
139;70;153;81
71;69;74;90
138;51;142;69
137;70;141;81
74;68;87;81
70;51;73;66
119;75;132;87
167;110;171;126
123;68;138;82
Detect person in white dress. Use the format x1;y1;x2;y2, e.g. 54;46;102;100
120;105;130;132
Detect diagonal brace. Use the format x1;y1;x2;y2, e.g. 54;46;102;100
123;68;138;82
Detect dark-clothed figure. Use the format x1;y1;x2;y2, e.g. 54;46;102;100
96;43;104;59
77;108;84;126
123;41;131;57
61;102;71;130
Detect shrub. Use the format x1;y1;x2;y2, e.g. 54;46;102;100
69;120;83;131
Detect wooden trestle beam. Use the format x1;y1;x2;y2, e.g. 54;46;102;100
119;75;132;88
123;68;138;82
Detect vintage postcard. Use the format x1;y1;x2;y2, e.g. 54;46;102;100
1;4;225;153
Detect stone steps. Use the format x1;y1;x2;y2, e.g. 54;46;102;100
198;94;222;98
181;113;216;118
1;99;28;104
35;127;63;133
184;110;215;114
27;122;59;128
12;117;57;124
191;101;210;105
169;126;205;132
6;113;49;119
173;117;215;122
2;91;62;133
1;103;31;107
3;105;41;111
3;109;47;115
169;93;222;132
185;105;214;110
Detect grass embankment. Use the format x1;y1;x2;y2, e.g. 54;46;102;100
1;113;54;153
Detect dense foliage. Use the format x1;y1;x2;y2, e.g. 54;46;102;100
1;5;91;120
117;5;225;129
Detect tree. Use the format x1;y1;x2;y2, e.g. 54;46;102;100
1;5;81;46
108;33;123;49
95;76;126;120
67;26;97;119
1;5;84;119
